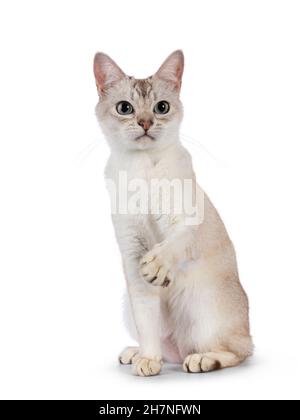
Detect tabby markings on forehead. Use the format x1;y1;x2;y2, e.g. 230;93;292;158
132;79;154;99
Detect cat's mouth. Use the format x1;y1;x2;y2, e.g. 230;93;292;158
135;134;155;141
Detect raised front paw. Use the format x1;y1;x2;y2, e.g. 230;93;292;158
133;356;162;377
140;244;173;287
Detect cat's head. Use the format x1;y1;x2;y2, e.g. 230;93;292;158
93;51;184;152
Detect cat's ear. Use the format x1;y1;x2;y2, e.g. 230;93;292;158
93;53;126;94
154;50;184;90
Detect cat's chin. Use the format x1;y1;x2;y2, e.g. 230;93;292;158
135;134;155;142
131;135;157;150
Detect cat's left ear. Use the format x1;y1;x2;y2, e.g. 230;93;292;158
93;52;126;95
154;50;184;90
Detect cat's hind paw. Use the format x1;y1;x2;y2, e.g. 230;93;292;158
183;353;221;373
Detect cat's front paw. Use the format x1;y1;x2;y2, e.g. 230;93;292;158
140;244;173;287
133;356;162;377
119;346;139;365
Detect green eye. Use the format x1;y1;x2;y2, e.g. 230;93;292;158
154;101;170;115
116;101;134;115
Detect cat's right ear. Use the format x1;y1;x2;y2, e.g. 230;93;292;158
93;53;126;95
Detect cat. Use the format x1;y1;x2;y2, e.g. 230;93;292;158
93;50;253;376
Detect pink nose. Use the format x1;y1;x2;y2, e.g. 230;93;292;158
138;119;153;131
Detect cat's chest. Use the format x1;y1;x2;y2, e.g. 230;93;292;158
106;154;173;200
118;156;168;181
107;159;172;237
106;149;191;237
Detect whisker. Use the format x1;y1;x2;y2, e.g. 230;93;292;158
180;132;228;167
181;138;210;160
74;141;99;165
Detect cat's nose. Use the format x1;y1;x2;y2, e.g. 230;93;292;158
138;119;153;131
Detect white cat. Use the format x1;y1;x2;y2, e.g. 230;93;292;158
93;50;253;376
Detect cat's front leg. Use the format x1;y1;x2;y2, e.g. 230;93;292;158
124;258;163;377
140;225;198;287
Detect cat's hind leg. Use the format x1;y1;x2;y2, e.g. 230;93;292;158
168;256;253;374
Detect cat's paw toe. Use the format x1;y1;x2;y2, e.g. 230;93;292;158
133;356;162;377
200;356;221;372
140;247;172;287
183;354;202;373
183;353;221;373
119;346;139;365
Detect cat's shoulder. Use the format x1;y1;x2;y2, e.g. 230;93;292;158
166;144;193;168
157;144;194;178
104;154;117;179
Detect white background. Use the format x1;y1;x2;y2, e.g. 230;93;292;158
0;0;299;400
